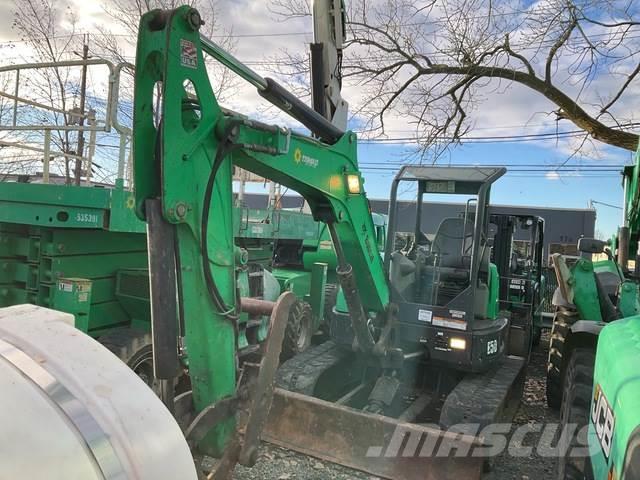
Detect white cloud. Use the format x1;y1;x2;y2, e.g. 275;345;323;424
545;171;561;181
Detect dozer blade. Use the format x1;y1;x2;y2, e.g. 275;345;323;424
263;388;485;480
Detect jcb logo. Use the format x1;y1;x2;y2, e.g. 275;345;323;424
591;384;615;460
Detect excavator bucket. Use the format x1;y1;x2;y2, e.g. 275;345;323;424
263;388;485;480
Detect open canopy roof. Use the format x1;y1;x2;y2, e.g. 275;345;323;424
393;166;506;195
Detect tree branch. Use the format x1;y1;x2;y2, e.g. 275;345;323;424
600;61;640;115
545;14;577;84
504;34;535;77
417;62;638;150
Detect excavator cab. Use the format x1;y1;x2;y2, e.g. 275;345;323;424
330;166;507;373
385;166;507;373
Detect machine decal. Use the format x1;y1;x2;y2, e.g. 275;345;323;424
293;148;319;168
591;384;615;460
58;281;73;293
180;39;198;68
418;309;432;323
432;316;467;330
487;339;498;355
319;240;334;250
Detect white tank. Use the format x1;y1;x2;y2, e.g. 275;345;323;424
0;304;198;480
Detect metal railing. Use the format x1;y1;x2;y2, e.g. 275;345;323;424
0;59;133;185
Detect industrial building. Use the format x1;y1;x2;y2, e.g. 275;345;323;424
239;193;597;266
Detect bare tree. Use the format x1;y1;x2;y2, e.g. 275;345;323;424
11;0;88;182
94;0;238;103
271;0;640;154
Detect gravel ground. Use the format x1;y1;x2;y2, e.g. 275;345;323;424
484;331;559;480
230;333;557;480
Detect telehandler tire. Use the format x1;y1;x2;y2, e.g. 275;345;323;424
281;300;313;360
556;348;595;480
547;306;579;409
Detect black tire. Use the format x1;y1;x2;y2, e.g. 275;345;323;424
323;283;339;331
281;300;313;360
557;348;595;480
547;306;578;409
98;327;159;392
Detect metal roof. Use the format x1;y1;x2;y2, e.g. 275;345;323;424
396;166;506;183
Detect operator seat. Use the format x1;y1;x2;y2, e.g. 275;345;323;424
431;217;474;273
430;217;492;317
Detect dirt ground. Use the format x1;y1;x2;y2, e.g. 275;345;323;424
230;332;557;480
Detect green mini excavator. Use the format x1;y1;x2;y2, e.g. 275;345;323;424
130;5;531;479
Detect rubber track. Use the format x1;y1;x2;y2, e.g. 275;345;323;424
440;356;524;430
276;340;351;396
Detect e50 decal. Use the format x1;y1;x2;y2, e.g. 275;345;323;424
591;384;615;460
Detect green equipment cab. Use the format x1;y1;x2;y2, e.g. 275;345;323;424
551;236;640;479
279;165;529;441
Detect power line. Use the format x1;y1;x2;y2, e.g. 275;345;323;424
358;164;627;172
358;166;624;177
358;129;639;145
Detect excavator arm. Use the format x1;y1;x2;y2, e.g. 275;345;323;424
133;5;390;457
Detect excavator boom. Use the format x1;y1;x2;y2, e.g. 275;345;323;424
132;7;492;479
133;5;389;456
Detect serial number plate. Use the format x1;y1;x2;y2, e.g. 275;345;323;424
75;213;99;224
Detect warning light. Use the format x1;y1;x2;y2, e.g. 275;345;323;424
346;174;361;194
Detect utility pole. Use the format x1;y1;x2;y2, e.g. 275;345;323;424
74;35;89;185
